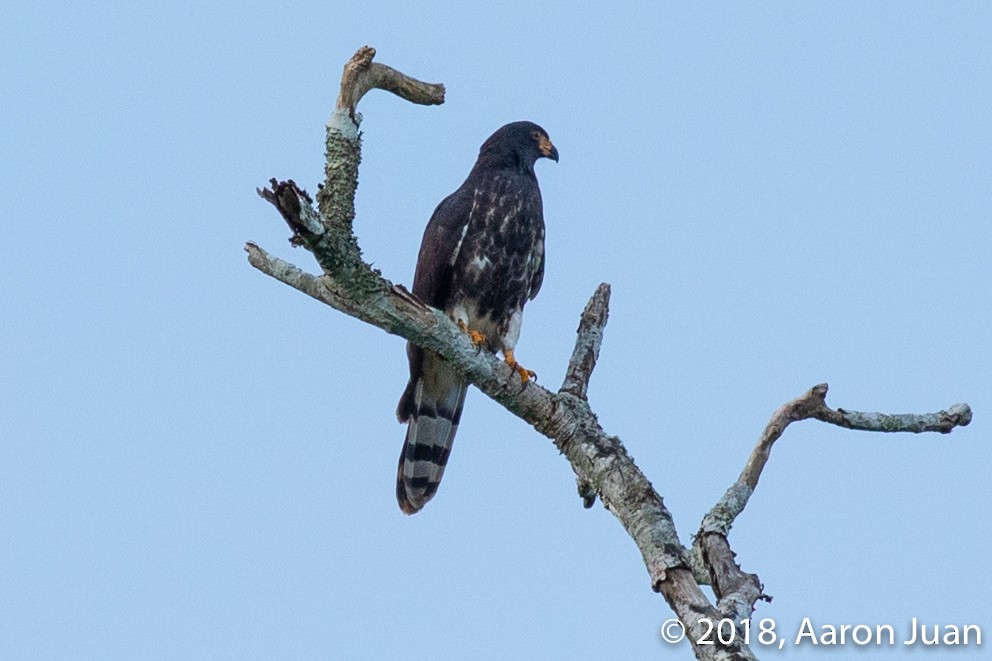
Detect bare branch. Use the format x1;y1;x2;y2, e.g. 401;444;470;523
256;179;322;246
731;384;972;500
560;283;611;509
560;282;611;399
818;401;972;434
698;533;766;625
738;383;830;493
692;383;972;630
333;46;445;132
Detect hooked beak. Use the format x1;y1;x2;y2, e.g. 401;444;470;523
538;135;559;162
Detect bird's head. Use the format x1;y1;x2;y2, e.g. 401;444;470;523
477;121;558;173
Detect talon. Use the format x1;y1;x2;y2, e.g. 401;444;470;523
456;320;487;347
503;350;537;384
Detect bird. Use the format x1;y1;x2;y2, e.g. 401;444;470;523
395;121;558;514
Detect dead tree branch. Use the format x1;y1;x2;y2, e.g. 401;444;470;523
335;45;445;125
246;46;971;660
690;384;972;628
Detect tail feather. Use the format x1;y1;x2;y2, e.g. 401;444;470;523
396;361;467;514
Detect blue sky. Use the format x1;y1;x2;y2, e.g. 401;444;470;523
2;2;989;659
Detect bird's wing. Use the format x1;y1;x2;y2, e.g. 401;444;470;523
411;186;475;307
526;191;546;301
528;228;545;301
397;185;474;424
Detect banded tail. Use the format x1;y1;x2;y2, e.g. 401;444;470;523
395;354;468;514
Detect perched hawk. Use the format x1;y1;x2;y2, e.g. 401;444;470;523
396;121;558;514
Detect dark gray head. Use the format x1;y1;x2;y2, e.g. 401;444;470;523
475;121;559;173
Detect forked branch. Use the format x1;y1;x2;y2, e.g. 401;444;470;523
690;384;971;625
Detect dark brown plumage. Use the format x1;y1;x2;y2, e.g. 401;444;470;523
396;121;558;514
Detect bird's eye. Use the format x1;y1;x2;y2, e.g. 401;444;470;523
531;130;540;140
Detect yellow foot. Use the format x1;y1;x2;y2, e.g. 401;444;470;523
504;349;537;384
456;319;487;347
